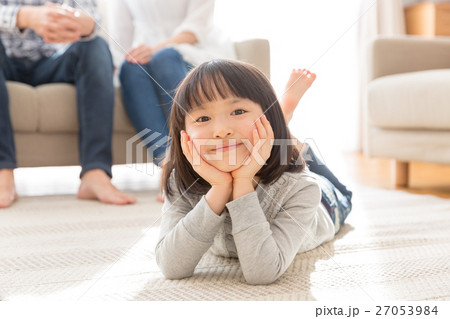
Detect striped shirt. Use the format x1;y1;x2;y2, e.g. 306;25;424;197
0;0;100;61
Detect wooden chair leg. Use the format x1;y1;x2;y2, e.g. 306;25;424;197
392;160;409;187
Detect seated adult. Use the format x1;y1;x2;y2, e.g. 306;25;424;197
108;0;236;164
0;0;136;208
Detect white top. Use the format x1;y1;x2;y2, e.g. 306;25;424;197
107;0;236;67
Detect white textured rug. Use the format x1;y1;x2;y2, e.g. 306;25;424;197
1;186;449;301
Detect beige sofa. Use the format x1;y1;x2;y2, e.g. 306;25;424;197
6;39;270;167
364;35;450;186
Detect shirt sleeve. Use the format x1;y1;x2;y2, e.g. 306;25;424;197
107;0;134;67
226;178;325;285
155;179;226;280
0;4;21;33
172;0;214;43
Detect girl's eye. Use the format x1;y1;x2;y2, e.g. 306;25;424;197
195;116;210;123
232;109;246;115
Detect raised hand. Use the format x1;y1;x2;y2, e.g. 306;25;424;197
231;114;274;182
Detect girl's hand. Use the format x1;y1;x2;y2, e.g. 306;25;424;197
126;44;153;64
231;115;274;183
180;131;232;187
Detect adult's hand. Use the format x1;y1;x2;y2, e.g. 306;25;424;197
17;3;82;43
126;44;154;65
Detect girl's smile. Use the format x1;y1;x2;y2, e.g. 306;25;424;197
211;141;243;153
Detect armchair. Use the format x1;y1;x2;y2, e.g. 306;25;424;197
364;35;450;186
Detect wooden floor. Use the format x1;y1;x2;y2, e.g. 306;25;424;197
344;152;450;199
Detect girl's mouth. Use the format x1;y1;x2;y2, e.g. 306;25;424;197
213;143;242;152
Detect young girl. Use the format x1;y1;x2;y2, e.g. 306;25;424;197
156;60;352;285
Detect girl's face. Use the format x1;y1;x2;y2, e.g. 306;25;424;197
185;97;264;172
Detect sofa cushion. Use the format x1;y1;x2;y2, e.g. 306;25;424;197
37;83;78;133
8;82;135;134
368;69;450;130
7;82;39;133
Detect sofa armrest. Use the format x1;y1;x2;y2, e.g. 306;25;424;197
371;35;450;80
234;39;270;79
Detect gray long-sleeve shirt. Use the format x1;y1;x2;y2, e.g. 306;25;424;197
155;169;335;285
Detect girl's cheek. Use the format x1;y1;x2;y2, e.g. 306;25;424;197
187;125;210;142
187;130;199;139
185;124;200;137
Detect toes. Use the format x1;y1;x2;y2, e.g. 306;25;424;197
115;192;136;205
0;197;15;209
104;192;136;205
0;191;17;209
126;195;137;204
101;193;127;205
110;196;128;205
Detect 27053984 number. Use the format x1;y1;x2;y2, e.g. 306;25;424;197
376;306;438;316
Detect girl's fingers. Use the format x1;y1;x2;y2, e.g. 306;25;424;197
252;128;259;146
255;116;267;139
187;140;193;161
180;132;187;155
192;141;205;160
180;131;193;163
243;154;252;166
262;114;274;139
260;116;274;152
260;114;274;140
191;140;209;169
188;140;194;157
186;134;197;159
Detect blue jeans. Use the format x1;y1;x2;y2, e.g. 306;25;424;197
0;37;114;177
119;48;191;164
303;144;353;230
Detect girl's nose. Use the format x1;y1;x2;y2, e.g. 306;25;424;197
214;125;233;138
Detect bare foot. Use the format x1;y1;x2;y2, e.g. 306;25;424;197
77;169;136;205
0;169;18;209
281;68;316;124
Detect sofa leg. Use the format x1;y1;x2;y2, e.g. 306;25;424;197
392;160;409;187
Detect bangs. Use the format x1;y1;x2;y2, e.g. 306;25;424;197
189;73;238;107
174;60;262;115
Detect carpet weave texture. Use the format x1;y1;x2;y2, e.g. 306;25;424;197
1;187;449;301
